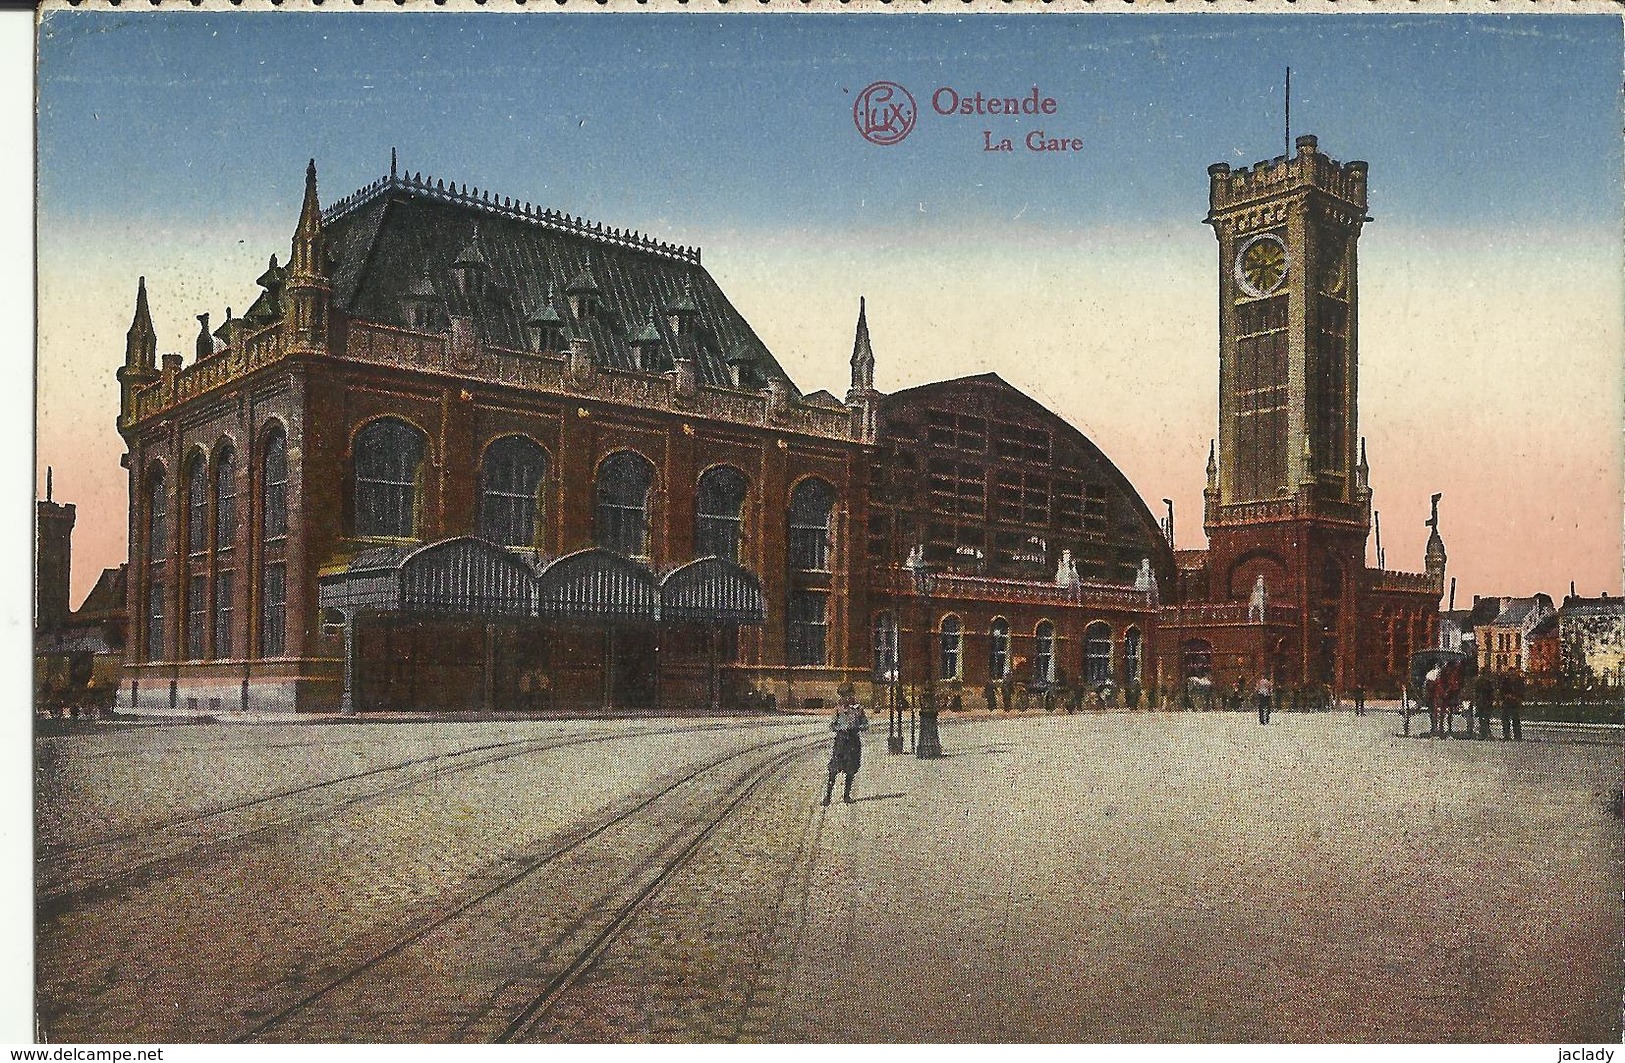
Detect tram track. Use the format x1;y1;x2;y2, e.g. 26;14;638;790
232;730;825;1044
37;717;817;919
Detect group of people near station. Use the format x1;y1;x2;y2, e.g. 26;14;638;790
1417;659;1527;739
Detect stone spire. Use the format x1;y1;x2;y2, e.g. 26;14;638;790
117;277;160;429
845;296;879;442
286;159;332;349
124;276;156;371
849;296;875;395
289;159;326;280
1424;491;1447;591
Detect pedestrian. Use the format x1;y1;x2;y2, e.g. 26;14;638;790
823;682;868;806
1473;668;1495;740
1255;674;1273;724
1000;668;1016;712
1233;675;1246;712
1425;665;1444;737
983;679;998;714
1501;666;1525;741
1354;684;1366;716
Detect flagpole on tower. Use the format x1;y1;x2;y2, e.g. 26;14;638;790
1285;66;1292;156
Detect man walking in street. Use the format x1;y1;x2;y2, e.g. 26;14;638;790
1501;666;1526;741
823;682;869;806
1256;674;1274;725
1473;667;1496;740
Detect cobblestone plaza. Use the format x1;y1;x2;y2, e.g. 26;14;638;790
35;710;1622;1043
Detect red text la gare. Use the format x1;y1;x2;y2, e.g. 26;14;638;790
931;86;1059;117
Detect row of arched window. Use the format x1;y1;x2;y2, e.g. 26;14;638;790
142;426;288;663
873;613;1143;685
137;417;844;667
348;418;838;571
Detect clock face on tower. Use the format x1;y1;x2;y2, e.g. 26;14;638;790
1235;233;1288;298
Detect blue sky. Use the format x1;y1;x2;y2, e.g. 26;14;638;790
38;13;1623;235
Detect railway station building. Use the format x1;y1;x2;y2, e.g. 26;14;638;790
116;160;872;713
110;137;1441;714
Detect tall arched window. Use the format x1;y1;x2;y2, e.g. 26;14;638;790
211;445;237;661
1084;621;1113;683
262;427;288;542
185;455;208;558
214;445;238;548
873;611;899;682
788;479;836;572
1124;626;1143;683
596;452;654;560
146;466;168;562
1034;620;1056;685
480;436;547;548
144;465;168;662
183;455;208;661
354;419;426;539
258;425;289;660
989;618;1011;680
695;466;747;563
939;615;963;680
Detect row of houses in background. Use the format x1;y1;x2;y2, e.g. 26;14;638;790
1438;588;1625;691
35;136;1612;715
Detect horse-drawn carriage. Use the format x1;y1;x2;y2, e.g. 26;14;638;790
1401;648;1477;736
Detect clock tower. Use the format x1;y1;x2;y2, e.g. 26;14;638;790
1207;133;1368;512
1161;134;1442;698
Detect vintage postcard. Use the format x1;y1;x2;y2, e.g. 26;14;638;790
26;4;1625;1047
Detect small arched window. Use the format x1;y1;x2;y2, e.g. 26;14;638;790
146;466;168;562
695;466;747;563
480;436;547;548
939;615;963;681
989;618;1011;680
262;427;288;542
354;419;426;539
1124;627;1143;683
788;479;835;572
214;445;238;549
595;451;654;560
1084;621;1113;683
873;611;899;682
1034;620;1056;685
185;455;208;557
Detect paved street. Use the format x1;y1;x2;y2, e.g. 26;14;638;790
35;709;1623;1043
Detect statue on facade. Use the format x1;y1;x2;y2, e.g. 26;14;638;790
1248;574;1268;623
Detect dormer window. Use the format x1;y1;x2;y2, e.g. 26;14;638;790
666;281;700;338
725;341;758;389
566;254;601;322
451;225;488;297
402;272;441;331
628;316;663;371
525;285;565;354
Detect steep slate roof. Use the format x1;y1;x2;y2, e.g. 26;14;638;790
1491;594;1553;628
321;173;796;394
73;566;126;621
1561;595;1625;618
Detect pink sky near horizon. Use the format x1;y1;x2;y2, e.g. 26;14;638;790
36;209;1623;611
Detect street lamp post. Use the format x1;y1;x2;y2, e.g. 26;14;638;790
909;547;943;759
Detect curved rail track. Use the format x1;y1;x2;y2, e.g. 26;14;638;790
37;717;817;918
231;730;826;1043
